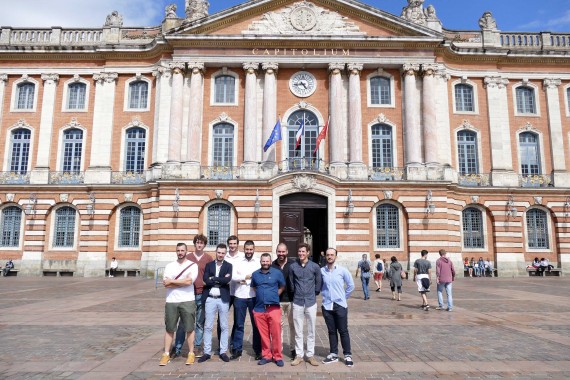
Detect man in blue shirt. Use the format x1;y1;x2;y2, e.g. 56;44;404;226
251;253;286;367
321;248;355;367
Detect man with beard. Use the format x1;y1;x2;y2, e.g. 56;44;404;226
230;240;261;360
159;243;199;366
321;248;355;367
271;243;295;358
251;253;286;366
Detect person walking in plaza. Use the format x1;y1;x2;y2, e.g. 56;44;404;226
109;257;118;278
230;240;261;360
173;234;213;358
198;243;232;363
251;253;286;367
159;243;198;366
388;256;403;301
321;248;355;367
271;243;296;358
289;243;322;366
218;235;243;354
355;254;372;300
435;249;455;311
413;250;432;311
372;253;384;292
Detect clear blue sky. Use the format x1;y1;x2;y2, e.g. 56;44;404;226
0;0;568;32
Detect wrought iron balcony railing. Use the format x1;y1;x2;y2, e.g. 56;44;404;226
200;166;240;180
520;174;552;188
368;167;405;181
49;171;84;185
277;158;329;174
0;171;30;184
111;171;146;184
458;173;490;187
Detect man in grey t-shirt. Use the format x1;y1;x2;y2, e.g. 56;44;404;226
413;250;432;311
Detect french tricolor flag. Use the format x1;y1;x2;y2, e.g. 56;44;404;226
295;119;305;150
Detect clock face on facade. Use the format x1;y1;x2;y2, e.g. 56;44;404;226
289;71;317;98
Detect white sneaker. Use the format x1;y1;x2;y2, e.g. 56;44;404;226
322;354;338;364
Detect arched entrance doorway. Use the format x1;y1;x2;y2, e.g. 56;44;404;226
279;192;328;263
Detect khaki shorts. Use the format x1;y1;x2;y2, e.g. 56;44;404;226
165;301;196;333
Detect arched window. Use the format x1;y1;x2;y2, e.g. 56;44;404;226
463;207;484;248
62;129;83;173
212;123;234;167
119;206;141;248
457;130;478;175
214;75;236;104
286;110;319;168
1;206;22;247
370;76;391;105
53;207;76;248
207;204;231;247
67;82;87;110
519;132;541;175
128;81;148;109
125;127;146;173
527;209;549;249
10;128;31;174
455;84;474;112
16;83;35;109
516;86;536;114
376;204;400;248
371;124;393;168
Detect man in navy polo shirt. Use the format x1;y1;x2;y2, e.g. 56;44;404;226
251;253;286;367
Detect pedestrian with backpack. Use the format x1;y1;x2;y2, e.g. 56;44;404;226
355;254;372;300
372;254;384;292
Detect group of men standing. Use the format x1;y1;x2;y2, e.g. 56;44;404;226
160;236;355;368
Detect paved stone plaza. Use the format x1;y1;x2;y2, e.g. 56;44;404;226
1;276;570;379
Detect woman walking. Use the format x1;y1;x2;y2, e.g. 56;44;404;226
388;256;403;301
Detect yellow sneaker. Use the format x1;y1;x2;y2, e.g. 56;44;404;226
159;353;170;366
186;352;195;365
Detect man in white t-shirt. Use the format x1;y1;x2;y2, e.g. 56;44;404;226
159;243;199;366
219;235;243;354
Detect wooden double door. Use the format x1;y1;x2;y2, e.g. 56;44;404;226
279;193;328;263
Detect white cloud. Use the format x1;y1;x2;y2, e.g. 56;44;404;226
516;10;570;32
0;0;171;27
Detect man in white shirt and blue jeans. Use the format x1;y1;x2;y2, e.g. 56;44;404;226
159;243;199;366
321;248;355;367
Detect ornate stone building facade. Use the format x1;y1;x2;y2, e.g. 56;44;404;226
1;0;569;277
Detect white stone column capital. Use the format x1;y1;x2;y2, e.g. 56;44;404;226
347;63;363;74
261;62;278;74
421;63;438;76
153;65;172;79
484;76;509;89
543;78;562;90
243;62;259;74
41;73;59;84
402;63;421;76
187;62;205;75
0;73;8;83
328;63;345;75
93;72;118;84
435;67;450;81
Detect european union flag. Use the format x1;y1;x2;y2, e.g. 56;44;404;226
263;119;282;152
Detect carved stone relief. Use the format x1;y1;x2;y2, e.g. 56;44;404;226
292;174;316;190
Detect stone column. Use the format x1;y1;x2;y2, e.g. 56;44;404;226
434;67;452;171
30;73;59;184
151;65;173;171
242;62;259;179
182;62;205;179
0;74;7;134
347;63;366;179
402;63;423;180
328;63;347;178
422;64;441;180
543;78;569;186
484;76;518;186
261;62;278;165
85;72;118;184
166;62;185;165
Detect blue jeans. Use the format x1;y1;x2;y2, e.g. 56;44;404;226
322;303;351;356
232;297;261;354
437;282;453;310
175;293;204;351
204;297;229;355
361;275;370;299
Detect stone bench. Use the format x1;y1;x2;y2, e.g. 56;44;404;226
3;269;19;277
43;269;75;277
464;269;497;277
526;267;562;276
105;268;140;277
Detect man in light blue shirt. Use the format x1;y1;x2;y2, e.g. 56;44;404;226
320;248;355;367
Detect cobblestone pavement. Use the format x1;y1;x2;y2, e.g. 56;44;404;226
1;276;570;379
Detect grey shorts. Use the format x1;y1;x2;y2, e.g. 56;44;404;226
165;301;196;333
